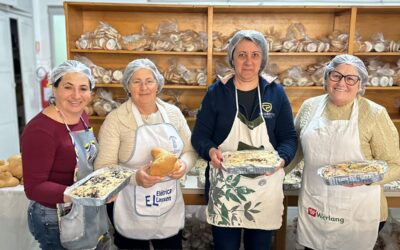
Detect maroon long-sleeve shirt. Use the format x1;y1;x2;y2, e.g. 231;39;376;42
21;112;89;208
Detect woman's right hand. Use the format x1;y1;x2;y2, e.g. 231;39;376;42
135;163;161;188
209;147;224;169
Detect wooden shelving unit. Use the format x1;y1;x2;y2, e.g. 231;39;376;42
64;3;400;140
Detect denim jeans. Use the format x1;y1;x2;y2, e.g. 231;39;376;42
27;201;66;250
212;226;274;250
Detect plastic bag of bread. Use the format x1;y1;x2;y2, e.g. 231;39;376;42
121;24;149;51
92;88;120;116
149;147;180;177
0;171;19;188
8;154;22;179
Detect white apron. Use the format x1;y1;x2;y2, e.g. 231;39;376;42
297;96;381;250
113;101;185;240
207;86;285;230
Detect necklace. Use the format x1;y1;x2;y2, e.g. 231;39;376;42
142;113;152;121
141;111;161;124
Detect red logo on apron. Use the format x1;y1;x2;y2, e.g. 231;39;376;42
308;207;316;217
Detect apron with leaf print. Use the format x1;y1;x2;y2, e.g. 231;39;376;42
207;86;285;230
297;96;380;250
113;101;185;240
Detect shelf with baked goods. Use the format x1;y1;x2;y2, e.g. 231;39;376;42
70;49;208;56
211;5;352;54
95;83;208;90
352;7;400;55
64;2;210;51
213;52;343;56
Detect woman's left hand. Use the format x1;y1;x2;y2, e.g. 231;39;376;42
169;159;187;180
264;158;285;176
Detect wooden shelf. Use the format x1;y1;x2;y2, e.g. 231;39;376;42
65;2;400;141
163;85;207;90
95;83;122;88
70;49;208;56
186;117;196;122
89;116;106;120
66;5;400;250
366;86;400;90
284;86;323;90
354;52;400;56
213;52;342;56
95;84;208;89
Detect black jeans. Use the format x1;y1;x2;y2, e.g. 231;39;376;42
107;202;182;250
304;221;386;250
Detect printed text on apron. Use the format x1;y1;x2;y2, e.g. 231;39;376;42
113;101;185;240
297;96;380;250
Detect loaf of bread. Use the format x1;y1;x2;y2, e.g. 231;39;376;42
149;147;180;177
0;171;19;188
8;154;22;179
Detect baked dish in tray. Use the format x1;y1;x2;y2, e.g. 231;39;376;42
221;150;281;175
318;160;388;185
65;166;133;206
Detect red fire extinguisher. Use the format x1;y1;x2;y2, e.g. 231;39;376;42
36;67;52;108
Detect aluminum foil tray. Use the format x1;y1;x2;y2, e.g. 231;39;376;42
318;160;388;186
221;150;280;175
64;166;134;206
283;183;301;191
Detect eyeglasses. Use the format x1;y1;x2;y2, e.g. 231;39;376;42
328;71;360;86
130;79;157;88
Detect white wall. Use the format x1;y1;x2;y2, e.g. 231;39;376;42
0;4;36;158
33;0;146;73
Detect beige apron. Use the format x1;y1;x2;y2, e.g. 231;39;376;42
207;86;285;230
113;101;185;240
297;96;380;250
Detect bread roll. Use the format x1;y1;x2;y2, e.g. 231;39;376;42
149;147;180;177
0;161;9;172
8;154;22;179
0;171;19;188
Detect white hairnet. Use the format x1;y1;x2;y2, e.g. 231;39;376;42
227;30;269;74
324;54;368;95
122;58;164;94
49;60;95;90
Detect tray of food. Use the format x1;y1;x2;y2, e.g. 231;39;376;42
283;161;304;191
64;166;134;206
318;160;388;186
221;150;281;175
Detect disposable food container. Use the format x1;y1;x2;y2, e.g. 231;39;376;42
317;160;388;186
221;150;281;175
64;166;134;206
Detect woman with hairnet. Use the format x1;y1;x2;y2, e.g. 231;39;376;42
94;58;197;249
21;60;109;249
191;30;297;249
287;54;400;250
